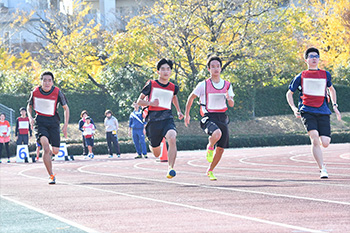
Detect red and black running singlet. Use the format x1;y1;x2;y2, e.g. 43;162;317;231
148;80;175;111
201;79;230;116
32;86;59;117
301;70;327;108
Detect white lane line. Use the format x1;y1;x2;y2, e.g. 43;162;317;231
74;162;350;206
0;194;99;233
239;154;350;170
186;159;350;187
340;153;350;160
289;153;350;166
17;167;324;233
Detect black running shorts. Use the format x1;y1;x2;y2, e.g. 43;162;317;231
301;112;331;137
34;121;61;148
200;113;229;148
146;118;176;147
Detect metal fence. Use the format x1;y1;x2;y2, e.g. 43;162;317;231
0;103;16;138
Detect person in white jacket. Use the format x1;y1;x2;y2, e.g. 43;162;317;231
104;110;121;158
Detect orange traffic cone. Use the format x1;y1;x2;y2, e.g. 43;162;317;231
158;138;168;162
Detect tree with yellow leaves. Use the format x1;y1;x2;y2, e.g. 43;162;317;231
301;0;350;85
12;0;111;92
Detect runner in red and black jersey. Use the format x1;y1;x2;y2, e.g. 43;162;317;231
137;58;184;179
27;71;70;184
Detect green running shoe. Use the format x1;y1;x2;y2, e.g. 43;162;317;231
206;149;214;163
207;171;217;181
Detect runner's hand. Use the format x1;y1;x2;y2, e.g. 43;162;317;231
177;111;184;120
150;99;159;107
184;114;190;127
334;107;342;121
29;117;34;130
292;107;301;119
62;124;68;139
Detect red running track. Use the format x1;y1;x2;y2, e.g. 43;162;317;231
1;143;350;233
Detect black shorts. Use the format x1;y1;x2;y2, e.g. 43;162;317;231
85;137;94;147
200;113;229;148
34;121;61;148
146;118;176;147
17;134;29;145
301;112;331;137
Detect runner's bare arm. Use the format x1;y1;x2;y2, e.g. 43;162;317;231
137;93;159;107
184;93;197;127
26;103;34;129
286;90;300;118
226;92;234;107
328;85;341;121
172;95;184;120
62;104;70;138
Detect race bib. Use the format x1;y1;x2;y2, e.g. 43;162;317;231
303;78;326;97
0;125;7;134
207;93;226;110
18;121;29;129
151;88;173;109
34;97;55;115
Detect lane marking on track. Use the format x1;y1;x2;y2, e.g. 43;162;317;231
17;167;325;233
289;152;350;166
340;153;350;160
186;159;350;187
0;194;99;233
239;153;350;170
73;162;350;206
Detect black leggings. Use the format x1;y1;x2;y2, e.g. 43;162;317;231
0;142;10;159
106;132;120;155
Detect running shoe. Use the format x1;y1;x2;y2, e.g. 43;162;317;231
90;153;94;159
36;156;39;161
7;159;10;163
166;169;176;179
143;154;148;159
207;171;217;181
134;155;142;159
320;167;328;179
0;160;2;163
49;175;56;185
108;155;113;158
206;148;214;163
117;154;121;158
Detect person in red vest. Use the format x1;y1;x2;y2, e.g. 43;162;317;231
15;107;33;163
137;58;184;179
286;47;342;179
184;55;235;181
0;113;11;163
27;71;70;184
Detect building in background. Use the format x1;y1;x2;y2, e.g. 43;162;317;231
0;0;155;55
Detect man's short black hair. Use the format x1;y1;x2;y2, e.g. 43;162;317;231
207;55;222;68
40;71;55;82
19;107;26;112
304;47;319;59
157;58;173;70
